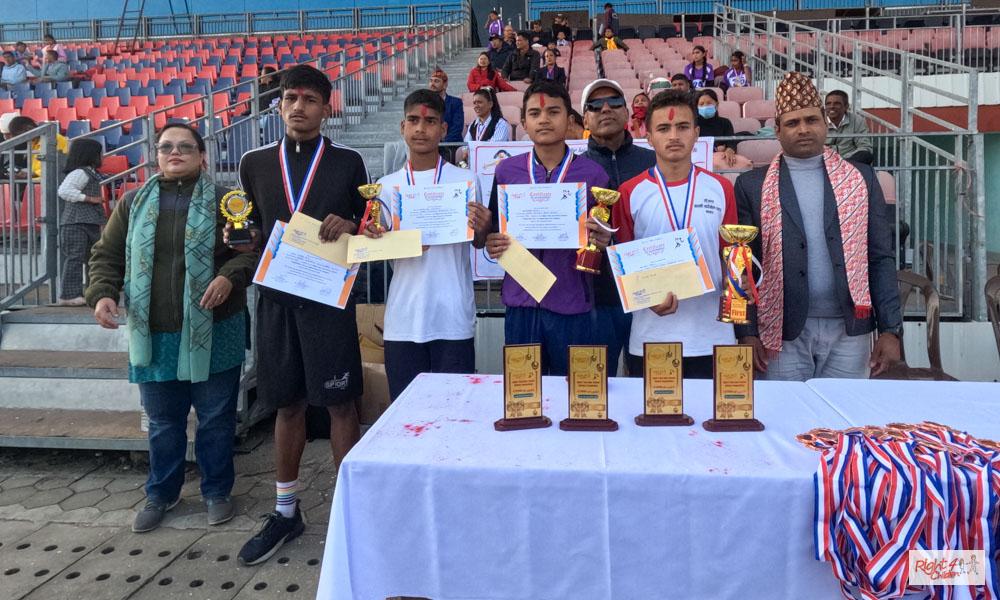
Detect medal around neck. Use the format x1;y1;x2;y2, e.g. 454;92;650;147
635;342;693;426
220;190;253;247
495;344;552;431
703;344;764;432
560;345;618;431
575;187;619;274
717;224;759;325
358;183;384;232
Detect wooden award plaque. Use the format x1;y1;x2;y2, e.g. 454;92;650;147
703;344;764;432
495;344;552;431
560;345;618;431
635;342;694;426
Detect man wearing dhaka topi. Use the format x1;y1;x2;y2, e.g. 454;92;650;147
732;72;902;381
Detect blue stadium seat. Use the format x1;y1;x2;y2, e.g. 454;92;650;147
79;81;95;94
262;114;283;145
65;89;84;105
148;80;165;95
90;88;108;105
55;81;74;96
117;89;132;106
66;120;91;138
125;81;142;95
99;121;122;148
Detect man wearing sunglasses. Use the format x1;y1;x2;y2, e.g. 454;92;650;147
579;79;656;377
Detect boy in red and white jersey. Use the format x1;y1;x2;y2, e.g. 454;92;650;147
612;90;737;378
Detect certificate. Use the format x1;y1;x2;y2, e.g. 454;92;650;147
253;221;359;309
497;236;556;303
346;230;423;263
497;182;587;249
607;229;715;313
283;211;350;267
391;180;474;245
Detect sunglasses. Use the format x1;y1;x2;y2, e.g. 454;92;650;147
155;142;200;155
585;96;626;112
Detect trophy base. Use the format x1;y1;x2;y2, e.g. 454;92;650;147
227;230;253;248
702;418;765;432
494;416;552;431
559;418;619;432
635;413;694;427
574;249;602;274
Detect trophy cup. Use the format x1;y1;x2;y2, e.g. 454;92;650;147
575;187;619;274
220;190;253;247
358;183;384;232
717;224;759;325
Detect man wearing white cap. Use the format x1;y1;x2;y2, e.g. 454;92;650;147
579;79;656;376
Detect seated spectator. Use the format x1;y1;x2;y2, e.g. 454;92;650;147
592;27;629;52
646;76;671;97
7;116;69;178
568;109;585;139
532;49;566;87
468;52;515;92
502;32;540;85
12;42;30;63
258;66;280;112
486;35;512;70
555;30;571;47
629;92;649;138
551;14;572;41
670;73;691;94
29;50;70;83
684;45;714;89
696;90;751;171
529;21;550;47
825;90;874;165
42;34;67;62
545;41;562;58
502;25;516;46
1;51;28;88
465;88;512;144
722;51;752;90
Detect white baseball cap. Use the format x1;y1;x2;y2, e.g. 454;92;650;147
579;79;625;113
0;112;19;135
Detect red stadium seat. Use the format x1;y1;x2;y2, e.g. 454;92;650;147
99;155;129;176
736;139;783;167
725;86;764;105
74;97;95;120
87;106;110;130
743;99;776;122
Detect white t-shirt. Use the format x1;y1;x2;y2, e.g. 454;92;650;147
377;161;477;343
614;165;738;357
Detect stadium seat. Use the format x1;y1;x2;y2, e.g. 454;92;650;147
731;117;762;135
736;139;783;167
725;87;765;105
717;101;741;122
66;120;91;138
877;171;897;204
743;99;776;122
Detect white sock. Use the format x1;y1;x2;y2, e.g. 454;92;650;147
275;479;298;518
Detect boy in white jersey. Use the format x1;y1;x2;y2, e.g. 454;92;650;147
363;89;493;399
612;89;738;378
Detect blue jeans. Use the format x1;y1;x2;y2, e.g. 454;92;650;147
594;304;632;377
139;366;241;504
504;306;599;376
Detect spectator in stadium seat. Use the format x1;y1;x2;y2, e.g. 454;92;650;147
428;68;464;144
7;116;69;178
696;89;751;171
684;45;714;89
629;92;649;138
733;72;901;381
556;30;571;47
42;34;67;62
580;78;656;377
87;123;255;534
486;34;513;70
56;138;105;307
29;50;70;83
552;15;572;43
1;51;28;88
722;50;752;90
592;27;629;52
502;24;516;46
530;21;551;47
502;32;540;84
465;87;511;143
468;52;515;92
257;66;281;113
567;108;585;139
647;76;671;97
670;73;691;94
825;90;874;165
532;49;566;87
12;42;30;63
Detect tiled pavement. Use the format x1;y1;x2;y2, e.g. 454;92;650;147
0;435;338;599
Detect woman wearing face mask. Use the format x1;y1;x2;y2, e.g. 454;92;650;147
628;92;649;138
696;89;750;170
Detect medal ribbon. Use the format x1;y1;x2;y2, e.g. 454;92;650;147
527;148;573;185
475;116;492;141
652;164;696;231
406;156;444;185
279;137;325;214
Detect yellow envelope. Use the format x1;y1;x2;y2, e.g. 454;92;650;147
497;236;556;303
281;212;351;267
346;230;423;263
620;262;705;311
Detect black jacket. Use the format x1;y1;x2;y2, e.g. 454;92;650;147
502;49;540;82
733;158;903;341
532;64;567;87
487;44;513;71
582;133;657;307
697;115;737;151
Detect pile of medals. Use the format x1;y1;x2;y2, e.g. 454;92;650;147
797;422;999;599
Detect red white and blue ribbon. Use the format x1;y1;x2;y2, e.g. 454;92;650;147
405;156;444;186
527;148;573;185
279;138;325;214
652;164;696;231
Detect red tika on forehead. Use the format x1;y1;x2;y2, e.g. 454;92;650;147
667;107;675;121
539;94;546;108
421;105;428;117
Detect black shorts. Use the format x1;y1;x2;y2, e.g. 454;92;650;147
255;294;363;408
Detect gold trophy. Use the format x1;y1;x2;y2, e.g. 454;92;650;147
575;187;619;274
220;190;253;247
717;224;759;325
358;183;384;232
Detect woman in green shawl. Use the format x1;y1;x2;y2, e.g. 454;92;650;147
86;123;258;534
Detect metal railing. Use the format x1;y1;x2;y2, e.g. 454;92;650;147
0;123;59;310
526;0;968;20
0;4;467;44
714;3;988;321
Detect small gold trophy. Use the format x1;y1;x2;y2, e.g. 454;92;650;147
358;183;384;232
703;345;764;432
635;342;693;426
220;190;253;247
495;344;551;431
575;187;619;274
717;224;759;325
560;345;618;431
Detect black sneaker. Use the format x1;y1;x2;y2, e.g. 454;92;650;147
238;502;305;566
